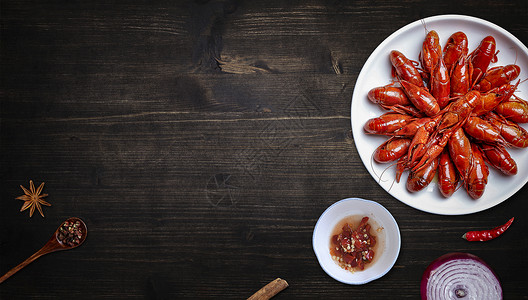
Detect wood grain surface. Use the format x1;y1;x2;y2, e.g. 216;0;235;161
1;1;528;299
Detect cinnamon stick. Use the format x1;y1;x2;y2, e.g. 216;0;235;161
247;278;289;300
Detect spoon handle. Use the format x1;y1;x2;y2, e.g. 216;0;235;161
0;244;54;283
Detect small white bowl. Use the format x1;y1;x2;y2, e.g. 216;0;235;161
313;198;401;285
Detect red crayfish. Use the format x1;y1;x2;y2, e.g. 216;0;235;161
365;30;527;199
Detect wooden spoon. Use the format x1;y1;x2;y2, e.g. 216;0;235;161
0;217;87;283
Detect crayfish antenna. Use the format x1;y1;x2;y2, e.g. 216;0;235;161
517;77;528;87
385;159;403;192
370;150;382;181
370;147;391;184
378;160;399;184
375;158;407;192
387;174;397;192
421;19;429;34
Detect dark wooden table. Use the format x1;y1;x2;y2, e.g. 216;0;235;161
2;1;528;299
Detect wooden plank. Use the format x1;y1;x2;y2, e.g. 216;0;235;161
1;0;528;298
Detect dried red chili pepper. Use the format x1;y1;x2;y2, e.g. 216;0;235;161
462;217;514;241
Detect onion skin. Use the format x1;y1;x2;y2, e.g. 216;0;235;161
421;252;502;300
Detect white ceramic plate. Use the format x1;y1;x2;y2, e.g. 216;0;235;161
313;198;401;285
351;15;528;215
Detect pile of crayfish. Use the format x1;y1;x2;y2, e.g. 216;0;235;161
364;30;528;199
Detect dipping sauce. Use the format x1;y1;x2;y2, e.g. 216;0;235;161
330;216;380;272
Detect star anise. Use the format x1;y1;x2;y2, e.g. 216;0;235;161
16;180;51;217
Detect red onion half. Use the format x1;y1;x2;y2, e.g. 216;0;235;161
421;252;502;300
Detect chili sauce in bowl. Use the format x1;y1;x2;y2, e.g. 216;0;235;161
313;198;401;285
330;216;382;273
